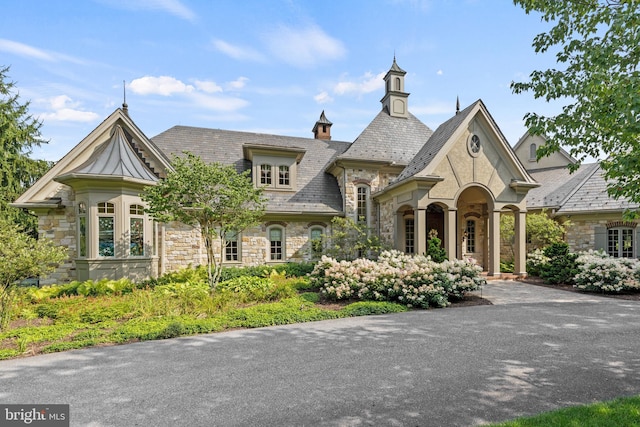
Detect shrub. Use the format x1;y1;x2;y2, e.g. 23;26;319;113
340;301;408;316
310;250;484;308
426;229;447;263
574;250;640;293
526;248;550;277
540;242;578;285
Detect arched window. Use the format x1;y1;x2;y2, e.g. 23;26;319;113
268;226;284;261
129;204;145;256
405;217;415;254
260;164;272;185
608;227;634;258
395;77;401;91
78;202;87;257
309;227;324;257
356;185;370;225
466;220;476;254
225;230;240;262
529;143;537;161
98;202;115;257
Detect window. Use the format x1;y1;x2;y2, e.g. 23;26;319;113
608;228;634;258
529;143;537;161
78;202;87;257
395;77;401;91
98;202;115;257
466;220;476;253
279;165;290;186
225;231;239;261
260;164;272;185
310;227;323;257
405;218;415;254
269;227;284;261
129;204;145;256
356;186;369;225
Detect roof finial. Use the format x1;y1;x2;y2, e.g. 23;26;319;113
122;80;129;116
456;96;460;115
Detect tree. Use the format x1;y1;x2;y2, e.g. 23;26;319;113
426;229;447;262
322;216;386;261
500;210;566;260
0;219;67;329
512;1;640;217
142;153;267;287
0;66;53;235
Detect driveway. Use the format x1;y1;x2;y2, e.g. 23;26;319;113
1;281;640;427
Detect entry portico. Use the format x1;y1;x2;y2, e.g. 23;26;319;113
376;100;538;276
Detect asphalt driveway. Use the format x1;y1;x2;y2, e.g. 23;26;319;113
1;281;640;427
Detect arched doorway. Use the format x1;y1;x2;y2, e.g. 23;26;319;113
456;185;494;271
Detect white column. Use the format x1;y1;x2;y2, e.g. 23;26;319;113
488;209;501;276
445;208;457;260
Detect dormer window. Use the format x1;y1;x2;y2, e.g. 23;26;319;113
279;165;290;186
260;164;272;185
529;143;537;161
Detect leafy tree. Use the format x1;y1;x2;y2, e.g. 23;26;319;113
426;229;447;262
323;216;386;261
0;66;52;236
0;219;67;329
501;210;566;261
142;153;267;287
512;1;640;217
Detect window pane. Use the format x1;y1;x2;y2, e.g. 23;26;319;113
405;218;414;254
130;204;144;215
98;202;114;214
269;228;283;260
357;187;368;224
79;216;87;257
225;231;239;261
608;229;619;257
260;164;272;185
130;217;144;256
99;217;114;257
279;165;290;186
622;229;634;258
310;228;323;255
466;220;476;253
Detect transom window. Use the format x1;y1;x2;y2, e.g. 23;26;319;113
608;228;634;258
466;220;476;254
260;164;272;185
269;227;284;261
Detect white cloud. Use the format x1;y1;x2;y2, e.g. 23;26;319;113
194;80;222;93
263;25;346;68
188;92;249;112
226;77;249;91
38;95;99;122
437;69;443;75
212;39;265;62
333;72;385;96
100;0;196;21
0;38;53;61
129;76;195;96
314;91;333;104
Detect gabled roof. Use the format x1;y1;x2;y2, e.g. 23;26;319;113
513;131;577;164
56;125;158;183
395;101;477;182
338;110;433;164
151;126;351;214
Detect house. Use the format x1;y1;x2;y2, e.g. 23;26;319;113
22;58;635;286
513;133;640;257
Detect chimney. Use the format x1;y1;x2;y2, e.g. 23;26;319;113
312;110;332;140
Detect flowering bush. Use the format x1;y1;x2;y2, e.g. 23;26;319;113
574;250;640;293
526;248;549;277
309;250;485;308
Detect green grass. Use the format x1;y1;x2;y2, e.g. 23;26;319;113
0;275;409;360
489;395;640;426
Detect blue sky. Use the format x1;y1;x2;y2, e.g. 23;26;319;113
0;0;560;162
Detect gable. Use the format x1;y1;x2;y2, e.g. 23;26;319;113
394;100;537;203
13;109;171;207
513;132;576;171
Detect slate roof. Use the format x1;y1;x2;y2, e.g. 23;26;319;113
151;126;351;214
338;110;433;164
61;125;158;182
395;101;478;183
527;163;639;213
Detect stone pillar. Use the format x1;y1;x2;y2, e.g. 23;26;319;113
445;208;457;260
514;210;527;276
415;208;427;255
488;209;501;276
